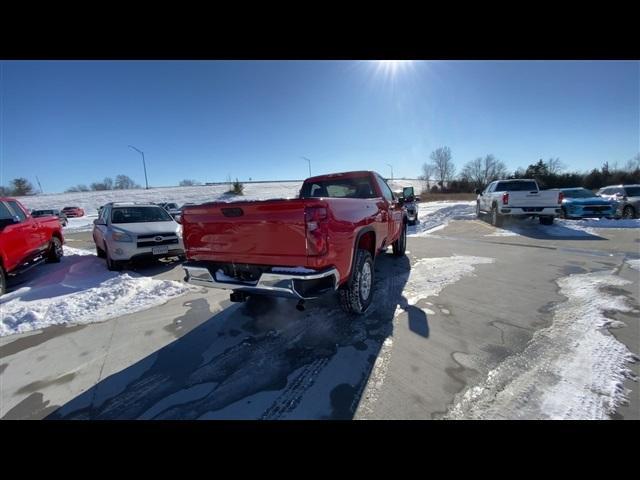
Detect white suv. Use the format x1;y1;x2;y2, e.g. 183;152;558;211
92;202;185;271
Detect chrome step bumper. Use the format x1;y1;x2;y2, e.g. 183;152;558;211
183;262;340;300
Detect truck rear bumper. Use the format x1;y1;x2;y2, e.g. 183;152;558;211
183;261;340;300
500;207;561;216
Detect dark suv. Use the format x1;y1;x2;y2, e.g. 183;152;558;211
597;184;640;219
31;208;68;226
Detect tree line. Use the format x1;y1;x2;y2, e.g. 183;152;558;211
65;175;141;192
419;148;640;193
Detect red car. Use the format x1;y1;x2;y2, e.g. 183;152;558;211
181;171;407;314
61;206;85;218
0;198;65;295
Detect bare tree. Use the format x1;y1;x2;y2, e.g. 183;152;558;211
624;153;640;172
179;179;200;186
461;154;508;188
10;178;35;196
419;162;435;192
545;157;565;175
430;147;455;189
90;177;114;191
114;175;140;190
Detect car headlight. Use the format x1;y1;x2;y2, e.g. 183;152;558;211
112;231;133;242
176;225;183;237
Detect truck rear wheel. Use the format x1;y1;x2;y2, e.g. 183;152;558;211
392;223;407;256
46;237;63;263
0;265;6;296
339;249;374;315
105;246;123;271
539;216;554;225
491;207;504;228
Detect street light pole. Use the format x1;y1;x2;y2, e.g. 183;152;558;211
301;157;312;177
128;145;149;189
386;163;394;180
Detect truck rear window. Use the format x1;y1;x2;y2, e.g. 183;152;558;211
300;177;377;199
495;181;538;192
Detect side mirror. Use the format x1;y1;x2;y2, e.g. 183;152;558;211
175;215;182;224
475;188;482;195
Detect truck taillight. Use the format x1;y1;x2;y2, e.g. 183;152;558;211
502;192;509;205
305;206;328;256
558;191;564;204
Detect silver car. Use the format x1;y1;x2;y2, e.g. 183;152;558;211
597;184;640;219
92;202;185;271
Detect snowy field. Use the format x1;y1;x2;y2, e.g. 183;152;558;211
0;246;194;337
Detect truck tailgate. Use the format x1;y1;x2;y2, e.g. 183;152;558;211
182;199;311;265
508;191;559;207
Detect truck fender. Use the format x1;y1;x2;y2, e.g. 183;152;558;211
345;226;376;287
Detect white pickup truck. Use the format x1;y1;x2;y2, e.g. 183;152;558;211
475;179;563;227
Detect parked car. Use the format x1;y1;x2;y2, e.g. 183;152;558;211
31;208;68;226
395;186;418;225
92;202;185;271
158;202;182;219
476;179;563;227
61;206;85;218
0;198;64;295
596;184;640;219
181;170;408;315
552;187;616;219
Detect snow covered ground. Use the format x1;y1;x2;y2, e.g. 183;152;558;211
407;201;476;236
0;246;194;337
445;269;639;420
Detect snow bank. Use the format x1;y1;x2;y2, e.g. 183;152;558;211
16;178;426;217
445;270;638;420
407;201;476;237
626;259;640;271
0;246;193;337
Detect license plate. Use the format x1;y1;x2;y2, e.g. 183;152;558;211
152;245;169;255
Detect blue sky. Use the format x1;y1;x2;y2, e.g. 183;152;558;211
1;60;638;193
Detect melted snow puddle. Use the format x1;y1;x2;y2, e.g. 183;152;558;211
444;270;638;420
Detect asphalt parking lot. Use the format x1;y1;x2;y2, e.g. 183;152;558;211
1;217;638;420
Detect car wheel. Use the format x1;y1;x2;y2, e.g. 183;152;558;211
622;205;636;219
339;249;374;315
560;207;567;219
46;236;63;263
392;223;407;257
539;216;554;225
96;245;106;258
0;265;6;296
491;207;503;227
104;246;123;271
476;202;482;218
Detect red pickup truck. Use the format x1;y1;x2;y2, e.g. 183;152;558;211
182;171;407;314
0;198;64;295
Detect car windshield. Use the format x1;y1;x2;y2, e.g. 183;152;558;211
625;187;640;196
562;189;595;198
495;181;538;191
300;177;377;199
63;207;78;210
111;206;173;224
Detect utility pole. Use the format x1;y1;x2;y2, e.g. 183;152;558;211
301;157;312;177
36;176;44;194
386;163;394;180
128;145;149;189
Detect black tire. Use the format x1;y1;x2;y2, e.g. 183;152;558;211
46;236;63;263
408;219;416;226
560;207;567;219
476;202;482;218
539;216;554;225
622;205;636;219
96;245;106;258
392;223;407;257
491;206;503;228
0;265;6;296
104;245;123;271
339;249;374;315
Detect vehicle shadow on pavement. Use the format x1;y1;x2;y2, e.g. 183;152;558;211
484;217;608;241
46;253;414;420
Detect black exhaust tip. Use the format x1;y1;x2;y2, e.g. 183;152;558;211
296;300;305;311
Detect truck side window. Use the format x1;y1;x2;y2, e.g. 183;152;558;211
0;202;14;220
6;201;27;222
374;174;394;202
